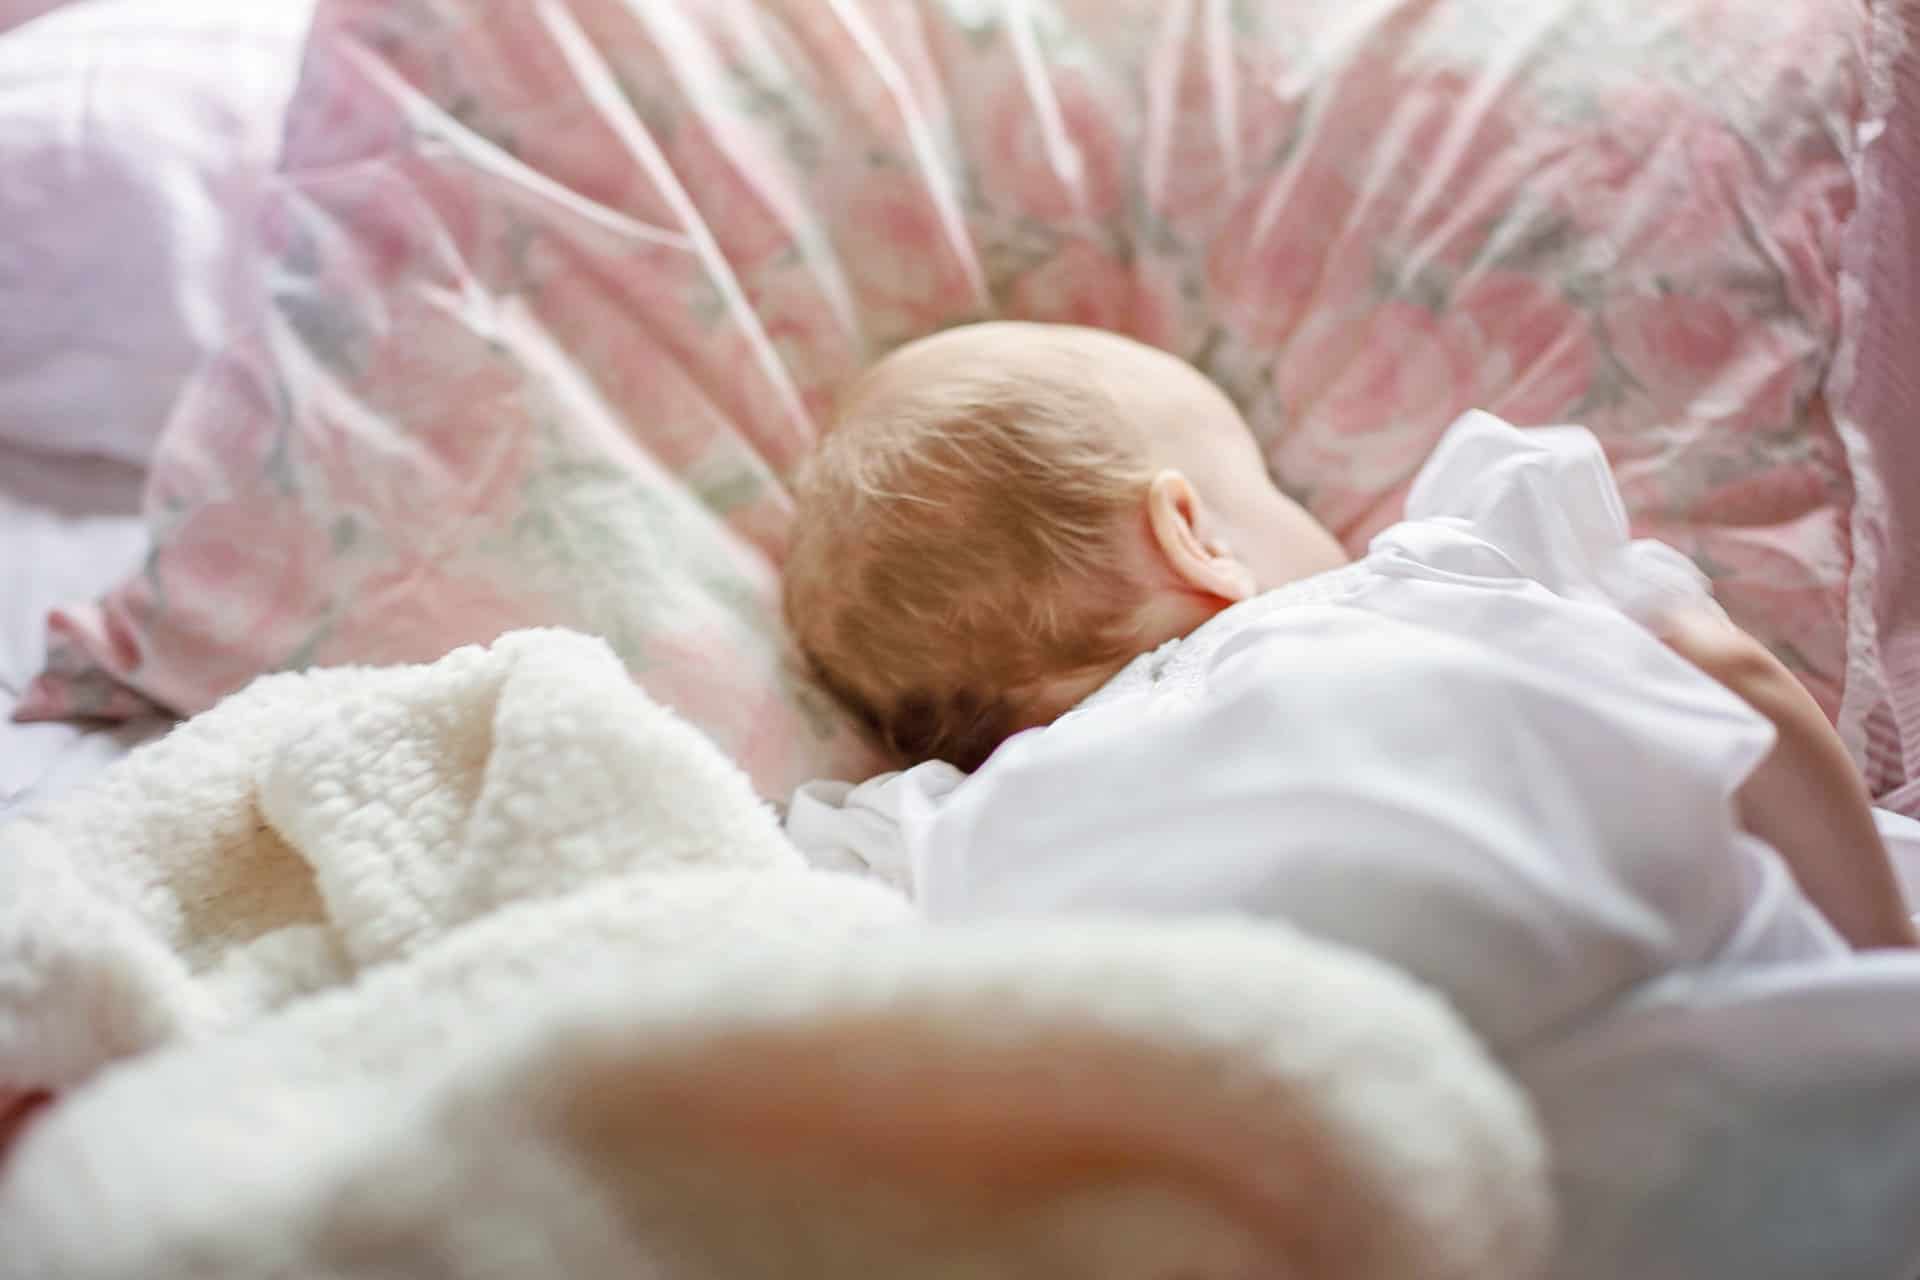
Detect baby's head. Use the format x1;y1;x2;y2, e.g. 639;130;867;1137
785;322;1346;770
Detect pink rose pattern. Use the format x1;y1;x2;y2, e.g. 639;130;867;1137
20;0;1896;795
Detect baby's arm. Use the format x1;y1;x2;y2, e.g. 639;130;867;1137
1658;610;1918;950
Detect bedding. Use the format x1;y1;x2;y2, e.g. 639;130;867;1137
1513;953;1920;1280
0;0;313;465
6;626;1920;1276
0;627;1549;1280
1839;0;1920;811
19;0;1908;804
0;445;165;823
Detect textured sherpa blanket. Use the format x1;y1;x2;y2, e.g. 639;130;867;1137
0;629;1549;1278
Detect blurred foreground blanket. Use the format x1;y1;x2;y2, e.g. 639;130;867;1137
0;629;1546;1279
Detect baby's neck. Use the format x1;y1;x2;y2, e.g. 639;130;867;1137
1015;586;1242;731
1134;584;1240;657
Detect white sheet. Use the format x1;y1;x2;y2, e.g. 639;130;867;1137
0;443;168;822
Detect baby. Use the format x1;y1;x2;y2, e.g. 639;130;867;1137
784;322;1916;1035
787;322;1349;773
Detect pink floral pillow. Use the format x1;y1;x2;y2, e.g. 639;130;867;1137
22;0;1896;798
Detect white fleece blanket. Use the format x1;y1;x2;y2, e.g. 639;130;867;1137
0;629;1549;1279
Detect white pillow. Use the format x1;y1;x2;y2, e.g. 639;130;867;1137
0;0;311;464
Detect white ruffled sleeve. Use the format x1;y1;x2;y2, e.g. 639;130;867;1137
784;762;966;898
1394;410;1722;626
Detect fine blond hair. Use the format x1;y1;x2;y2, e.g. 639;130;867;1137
784;324;1158;770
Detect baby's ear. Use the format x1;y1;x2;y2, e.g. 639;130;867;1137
1146;470;1257;602
525;921;1552;1280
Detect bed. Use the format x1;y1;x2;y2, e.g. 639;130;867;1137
6;0;1920;1275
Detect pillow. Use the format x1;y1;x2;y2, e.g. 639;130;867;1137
1837;0;1920;810
20;0;1894;801
0;0;312;464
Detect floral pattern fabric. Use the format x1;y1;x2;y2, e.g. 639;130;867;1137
21;0;1890;798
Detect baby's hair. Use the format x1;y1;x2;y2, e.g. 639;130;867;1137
784;328;1157;771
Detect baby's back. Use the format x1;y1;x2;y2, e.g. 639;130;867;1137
913;561;1840;1046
